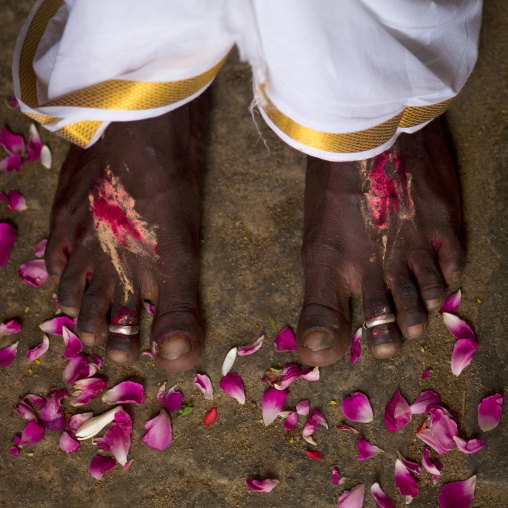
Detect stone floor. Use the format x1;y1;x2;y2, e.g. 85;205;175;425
0;2;506;507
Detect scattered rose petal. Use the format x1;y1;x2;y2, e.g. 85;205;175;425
89;455;116;481
71;377;108;406
395;458;419;499
0;223;17;265
62;326;83;359
421;448;443;484
440;290;462;314
336;423;358;433
410;391;441;415
302;417;318;444
342;393;373;423
332;468;339;485
6;97;19;109
438;476;476;508
442;313;475;341
102;381;145;405
0;155;22;172
204;407;217;426
397;452;421;475
156;382;166;404
68;413;93;436
311;408;328;429
370;483;396;508
0;342;18;366
194;374;213;400
478;393;503;431
238;335;264;356
39;316;74;336
143;301;155;314
338;484;364;508
18;259;48;286
26;335;49;362
453;436;485;454
4;190;27;211
384;391;412;432
451;339;479;376
220;372;245;405
9;447;20;456
274;327;297;352
165;385;183;412
221;347;237;376
246;479;279;492
296;400;310;416
27;124;42;162
283;411;298;431
141;409;172;450
306;450;323;460
350;327;362;363
63;354;91;385
0;319;21;336
417;406;458;455
16;421;45;447
13;398;38;422
40;145;52;169
59;431;80;453
301;366;320;382
262;388;288;426
124;460;133;470
422;369;432;380
274;363;303;390
0;126;25;156
101;410;131;465
142;350;153;358
25;394;44;407
39;389;69;432
35;239;49;259
358;436;383;460
75;407;123;440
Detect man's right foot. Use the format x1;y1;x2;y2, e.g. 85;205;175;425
45;94;209;371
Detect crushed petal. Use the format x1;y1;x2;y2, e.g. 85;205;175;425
71;378;108;406
416;406;459;455
27;124;42;162
39;389;69;432
246;479;279;492
421;448;443;484
13;398;38;422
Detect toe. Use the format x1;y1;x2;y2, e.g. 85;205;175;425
56;256;88;317
436;235;466;284
44;236;69;279
411;253;447;310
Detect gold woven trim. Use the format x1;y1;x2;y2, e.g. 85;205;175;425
399;97;455;128
54;120;103;147
24;112;59;125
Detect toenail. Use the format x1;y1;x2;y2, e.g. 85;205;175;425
303;329;333;351
406;323;425;338
425;299;441;311
80;332;97;346
451;271;462;283
60;305;79;318
108;349;129;364
161;333;192;360
374;342;398;359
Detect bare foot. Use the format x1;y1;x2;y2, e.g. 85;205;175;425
45;94;209;371
297;119;464;366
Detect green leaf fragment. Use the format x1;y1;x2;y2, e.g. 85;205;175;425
268;314;278;333
175;403;194;419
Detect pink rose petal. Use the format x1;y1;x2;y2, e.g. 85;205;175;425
9;447;20;456
0;126;25;156
0;319;21;336
478;393;503;431
311;408;328;429
451;339;479;376
358;436;382;460
143;301;155;314
71;378;108;406
156;383;166;404
301;366;320;381
283;411;298;431
422;369;432;380
204;407;217;426
350;327;362;363
384;391;411;432
25;394;44;407
102;381;145;405
0;342;18;366
141;409;172;450
336;423;358;433
306;450;323;460
262;387;288;426
89;455;116;481
417;406;458;455
59;431;80;453
17;421;45;447
62;326;83;359
421;448;443;484
302;417;318;445
440;290;462;314
237;335;264;356
296;400;310;416
34;239;47;258
124;460;133;470
342;392;373;423
39;316;74;336
0;155;22;172
67;413;93;436
438;476;476;508
165;385;183;412
274;327;297;352
4;190;27;211
26;335;49;362
39;389;69;432
194;374;213;400
6;97;19;109
220;372;245;405
442;313;475;341
142;350;153;358
332;468;339;485
370;482;396;508
453;436;485;454
27;124;42;162
0;223;17;265
18;259;48;286
338;484;365;508
397;452;421;475
410;391;441;415
246;479;279;492
13;398;38;422
395;458;419;499
274;363;303;390
63;354;91;385
102;410;132;465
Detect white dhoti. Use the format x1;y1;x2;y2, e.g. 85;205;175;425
12;0;482;161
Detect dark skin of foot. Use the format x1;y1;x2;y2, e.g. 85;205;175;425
45;93;209;371
297;119;465;366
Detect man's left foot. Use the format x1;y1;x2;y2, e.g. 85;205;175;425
296;119;465;366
